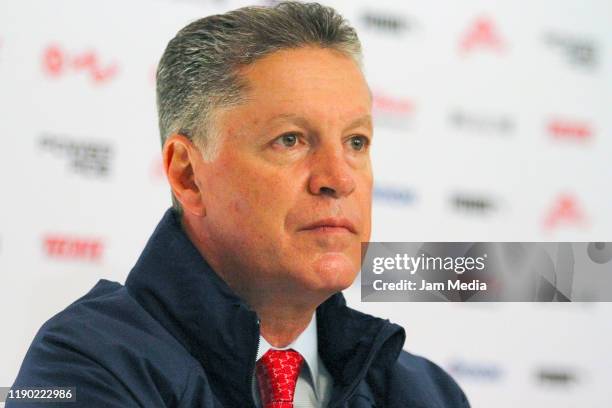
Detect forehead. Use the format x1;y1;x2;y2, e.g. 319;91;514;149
232;47;372;124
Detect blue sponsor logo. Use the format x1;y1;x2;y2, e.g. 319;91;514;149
373;186;416;206
447;360;503;382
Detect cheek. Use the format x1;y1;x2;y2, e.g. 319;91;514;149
360;211;372;244
213;159;299;229
201;159;251;222
358;177;373;240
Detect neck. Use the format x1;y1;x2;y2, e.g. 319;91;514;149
181;213;326;348
254;299;316;347
224;274;324;347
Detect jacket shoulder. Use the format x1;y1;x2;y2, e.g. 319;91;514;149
385;350;470;408
10;280;206;407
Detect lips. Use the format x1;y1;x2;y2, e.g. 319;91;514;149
301;218;357;234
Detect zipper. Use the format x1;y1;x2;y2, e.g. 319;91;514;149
330;324;394;408
250;318;261;408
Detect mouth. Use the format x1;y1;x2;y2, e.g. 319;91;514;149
301;218;357;234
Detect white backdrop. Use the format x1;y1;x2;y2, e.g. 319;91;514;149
1;0;611;407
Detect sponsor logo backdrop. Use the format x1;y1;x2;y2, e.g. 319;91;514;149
1;0;611;406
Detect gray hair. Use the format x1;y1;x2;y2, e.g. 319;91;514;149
155;1;363;213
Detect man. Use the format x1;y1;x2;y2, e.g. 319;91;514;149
10;2;469;407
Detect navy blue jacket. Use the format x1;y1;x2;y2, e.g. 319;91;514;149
10;209;469;407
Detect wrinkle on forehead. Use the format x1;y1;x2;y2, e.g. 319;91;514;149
211;47;372;146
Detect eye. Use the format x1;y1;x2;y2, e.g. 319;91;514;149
348;135;370;151
275;132;299;148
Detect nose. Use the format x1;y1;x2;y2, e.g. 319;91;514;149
308;144;356;198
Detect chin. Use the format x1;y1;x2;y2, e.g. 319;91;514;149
308;252;359;293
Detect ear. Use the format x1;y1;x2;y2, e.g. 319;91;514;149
162;134;206;217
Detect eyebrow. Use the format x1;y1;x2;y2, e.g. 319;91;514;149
269;113;373;132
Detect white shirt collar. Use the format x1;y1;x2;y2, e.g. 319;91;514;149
256;313;320;397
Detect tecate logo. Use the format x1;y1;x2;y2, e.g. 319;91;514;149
43;235;104;261
372;91;415;130
373;92;414;115
548;119;592;141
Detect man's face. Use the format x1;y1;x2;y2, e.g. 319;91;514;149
194;47;373;296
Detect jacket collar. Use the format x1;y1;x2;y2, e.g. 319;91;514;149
125;208;405;407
